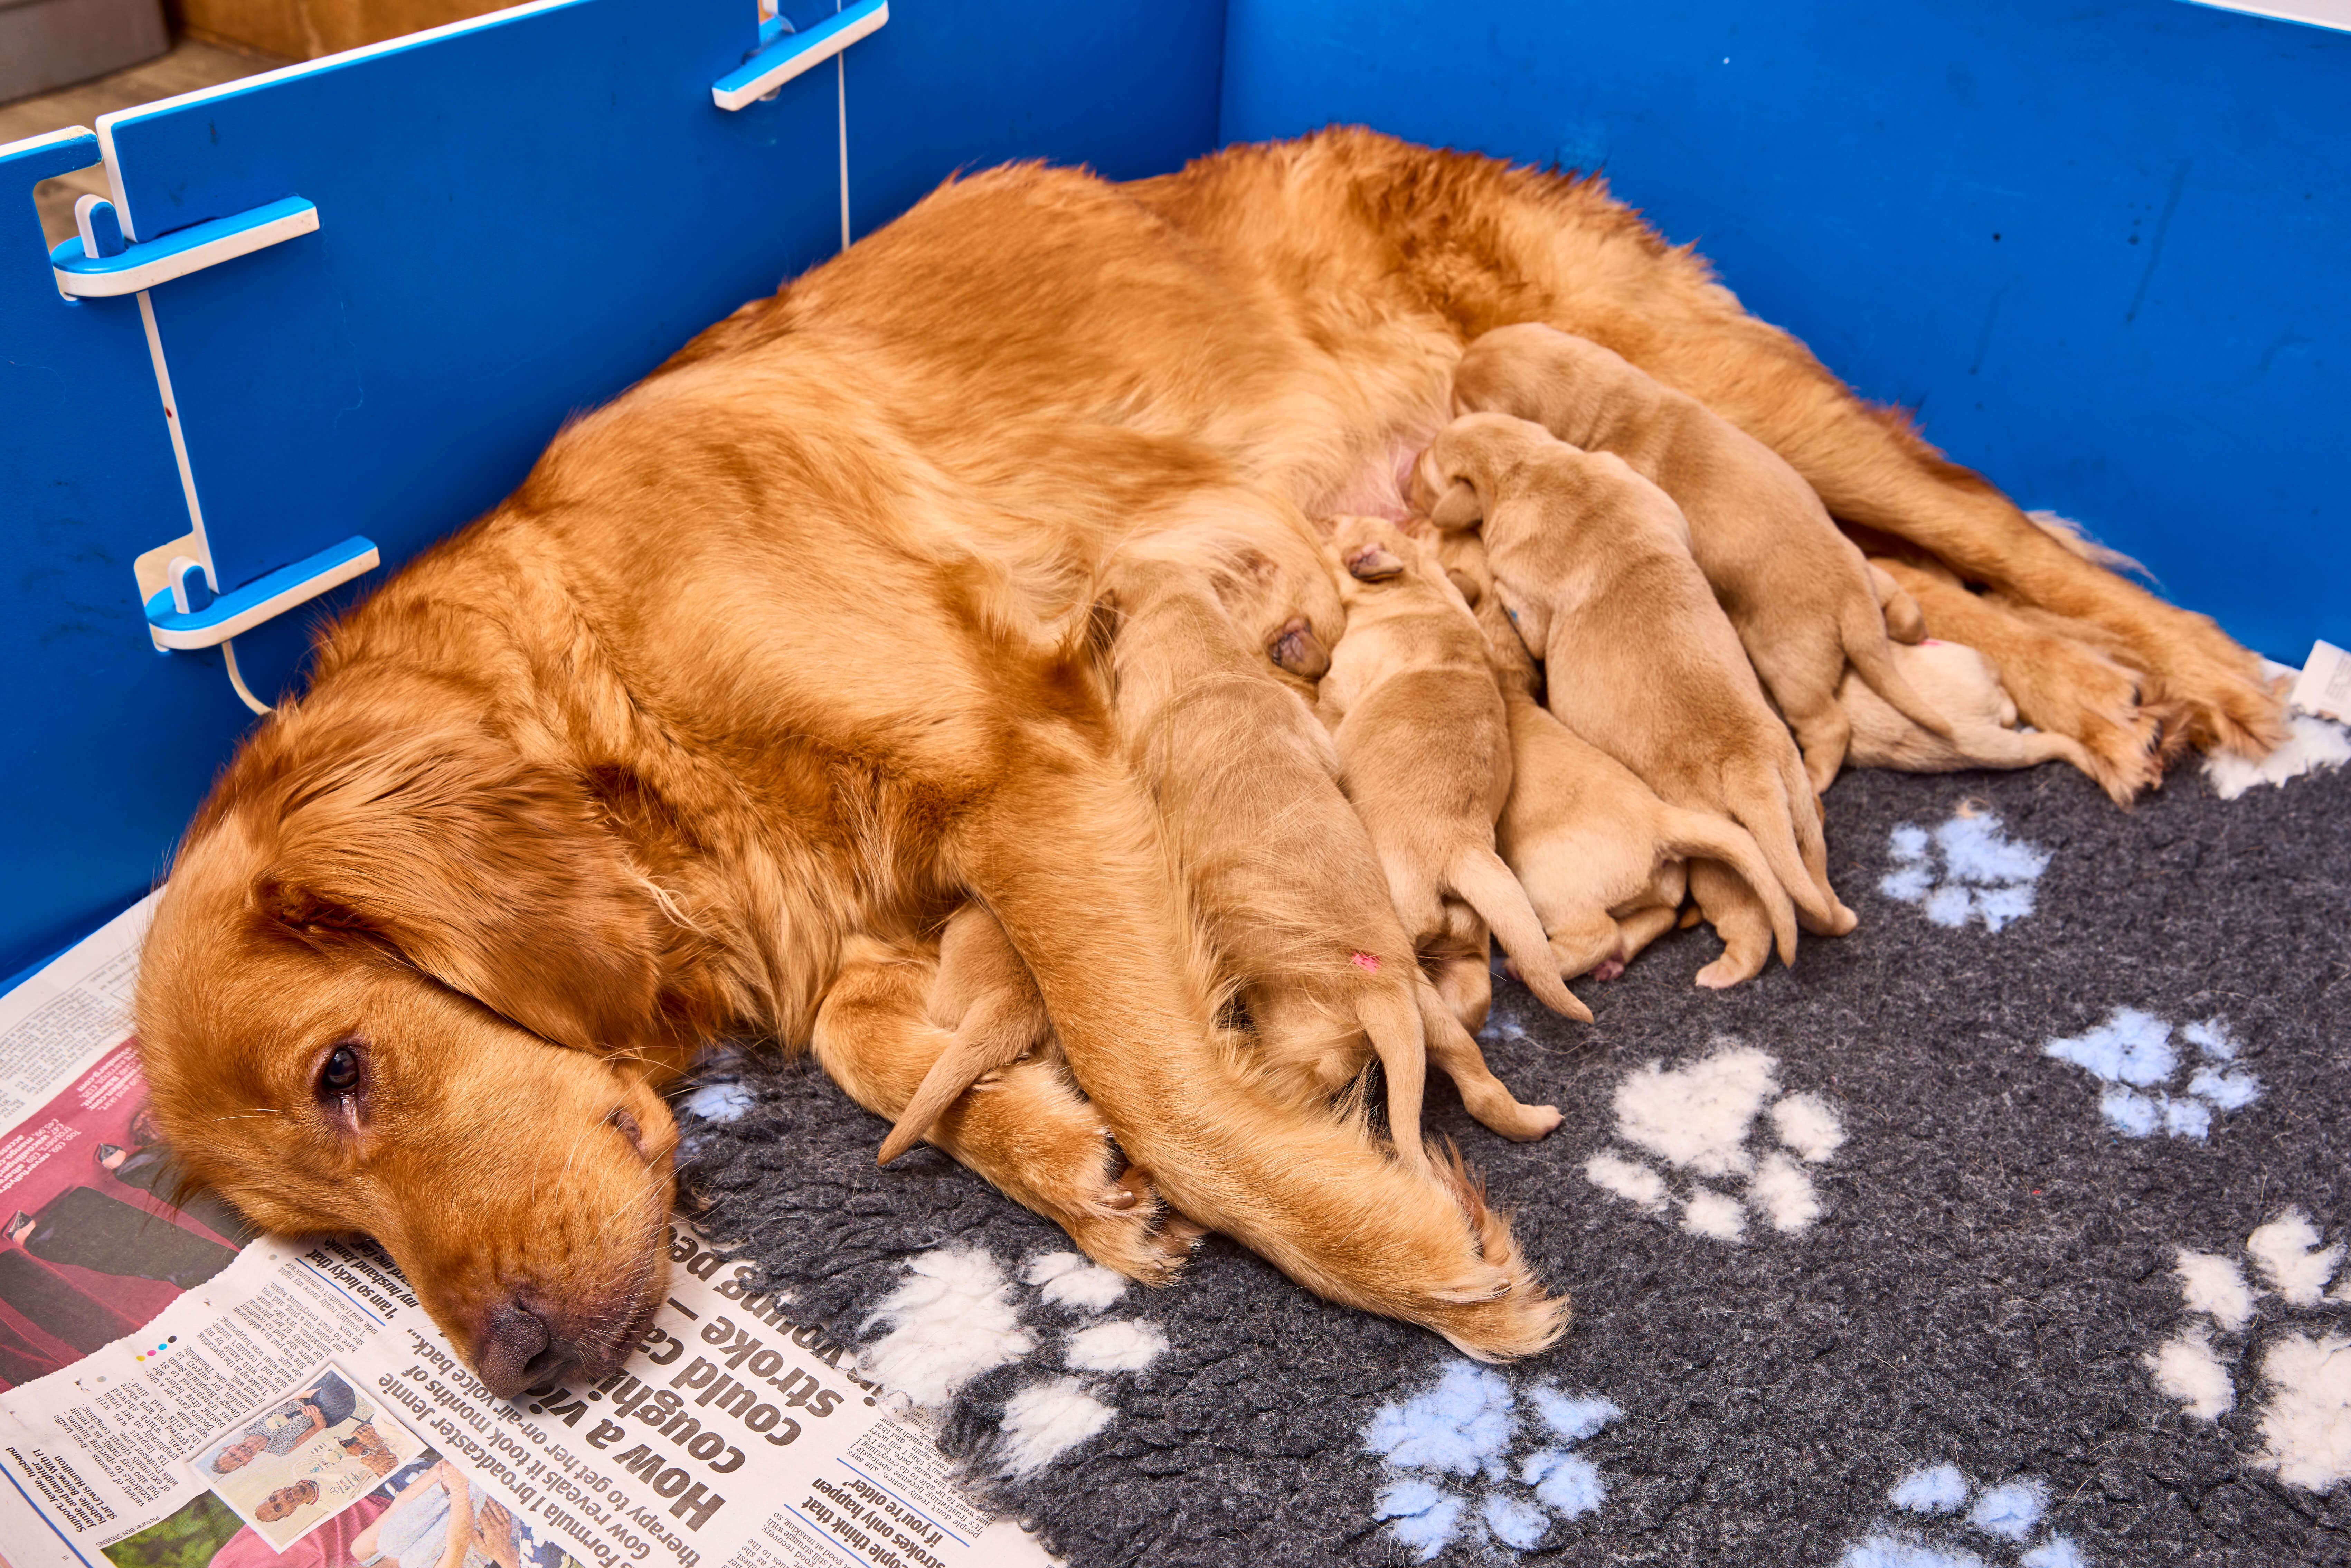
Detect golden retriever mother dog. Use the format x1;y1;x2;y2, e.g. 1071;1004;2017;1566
133;128;2281;1397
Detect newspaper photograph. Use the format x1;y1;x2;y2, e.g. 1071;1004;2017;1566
0;899;1054;1568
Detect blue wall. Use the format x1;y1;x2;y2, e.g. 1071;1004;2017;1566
1224;0;2346;666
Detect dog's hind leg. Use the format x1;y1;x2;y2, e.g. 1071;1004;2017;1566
814;938;1189;1281
1686;859;1779;989
952;736;1567;1359
875;903;1049;1165
1876;559;2156;804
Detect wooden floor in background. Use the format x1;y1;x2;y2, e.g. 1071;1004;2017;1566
3;38;292;248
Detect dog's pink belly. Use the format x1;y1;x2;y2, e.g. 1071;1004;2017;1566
1307;432;1437;522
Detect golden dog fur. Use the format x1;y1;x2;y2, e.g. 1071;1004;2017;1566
1448;324;1953;793
133;128;2283;1389
875;901;1049;1165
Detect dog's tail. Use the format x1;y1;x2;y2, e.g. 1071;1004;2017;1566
1447;844;1592;1023
1655;807;1798;969
953;732;1566;1361
1842;600;1956;740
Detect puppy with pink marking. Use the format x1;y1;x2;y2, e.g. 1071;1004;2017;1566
1110;526;1556;1156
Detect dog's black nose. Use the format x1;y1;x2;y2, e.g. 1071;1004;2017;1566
474;1301;572;1399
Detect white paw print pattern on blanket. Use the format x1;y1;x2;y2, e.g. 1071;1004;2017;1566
1363;1359;1622;1560
2145;1208;2351;1492
1837;1463;2087;1567
1582;1039;1846;1243
854;1245;1167;1476
2043;1009;2261;1141
1880;812;2050;932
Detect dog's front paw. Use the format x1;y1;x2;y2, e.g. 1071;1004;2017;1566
1059;1164;1199;1285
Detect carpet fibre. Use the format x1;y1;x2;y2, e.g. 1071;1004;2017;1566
678;745;2351;1567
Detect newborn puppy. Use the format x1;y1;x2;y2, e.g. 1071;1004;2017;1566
1110;540;1557;1155
1450;324;1950;793
1314;513;1594;1025
1414;417;1854;938
1438;532;1798;988
1840;637;2099;775
877;901;1050;1163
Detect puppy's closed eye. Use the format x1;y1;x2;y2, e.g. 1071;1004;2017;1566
1268;617;1330;680
1344;545;1405;582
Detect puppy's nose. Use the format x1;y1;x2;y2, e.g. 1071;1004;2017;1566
474;1300;569;1399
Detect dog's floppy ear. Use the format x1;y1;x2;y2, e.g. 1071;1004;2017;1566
254;726;662;1053
1343;542;1406;582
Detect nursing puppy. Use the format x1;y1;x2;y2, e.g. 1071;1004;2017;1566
1450;323;1951;793
1314;514;1593;1027
1839;638;2100;776
876;902;1050;1165
1414;416;1854;939
1105;533;1558;1153
1438;534;1798;987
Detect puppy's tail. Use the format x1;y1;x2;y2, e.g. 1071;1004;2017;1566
1842;602;1956;740
1448;844;1592;1023
953;734;1566;1360
1356;982;1432;1171
1656;807;1798;969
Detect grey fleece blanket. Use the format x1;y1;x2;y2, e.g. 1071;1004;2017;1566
675;738;2351;1567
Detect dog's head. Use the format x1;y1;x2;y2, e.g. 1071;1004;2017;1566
136;686;680;1398
1410;412;1559;529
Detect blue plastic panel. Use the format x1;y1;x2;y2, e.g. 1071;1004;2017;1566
0;132;254;979
1223;0;2349;661
103;0;841;609
844;0;1225;240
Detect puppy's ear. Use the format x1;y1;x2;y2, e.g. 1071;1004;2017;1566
1443;569;1484;608
1426;479;1484;531
1343;543;1406;582
1267;617;1330;681
255;728;662;1053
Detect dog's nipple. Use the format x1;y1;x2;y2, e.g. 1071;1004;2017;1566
1351;952;1381;972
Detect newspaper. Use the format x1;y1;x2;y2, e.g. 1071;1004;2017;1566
0;898;1053;1568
